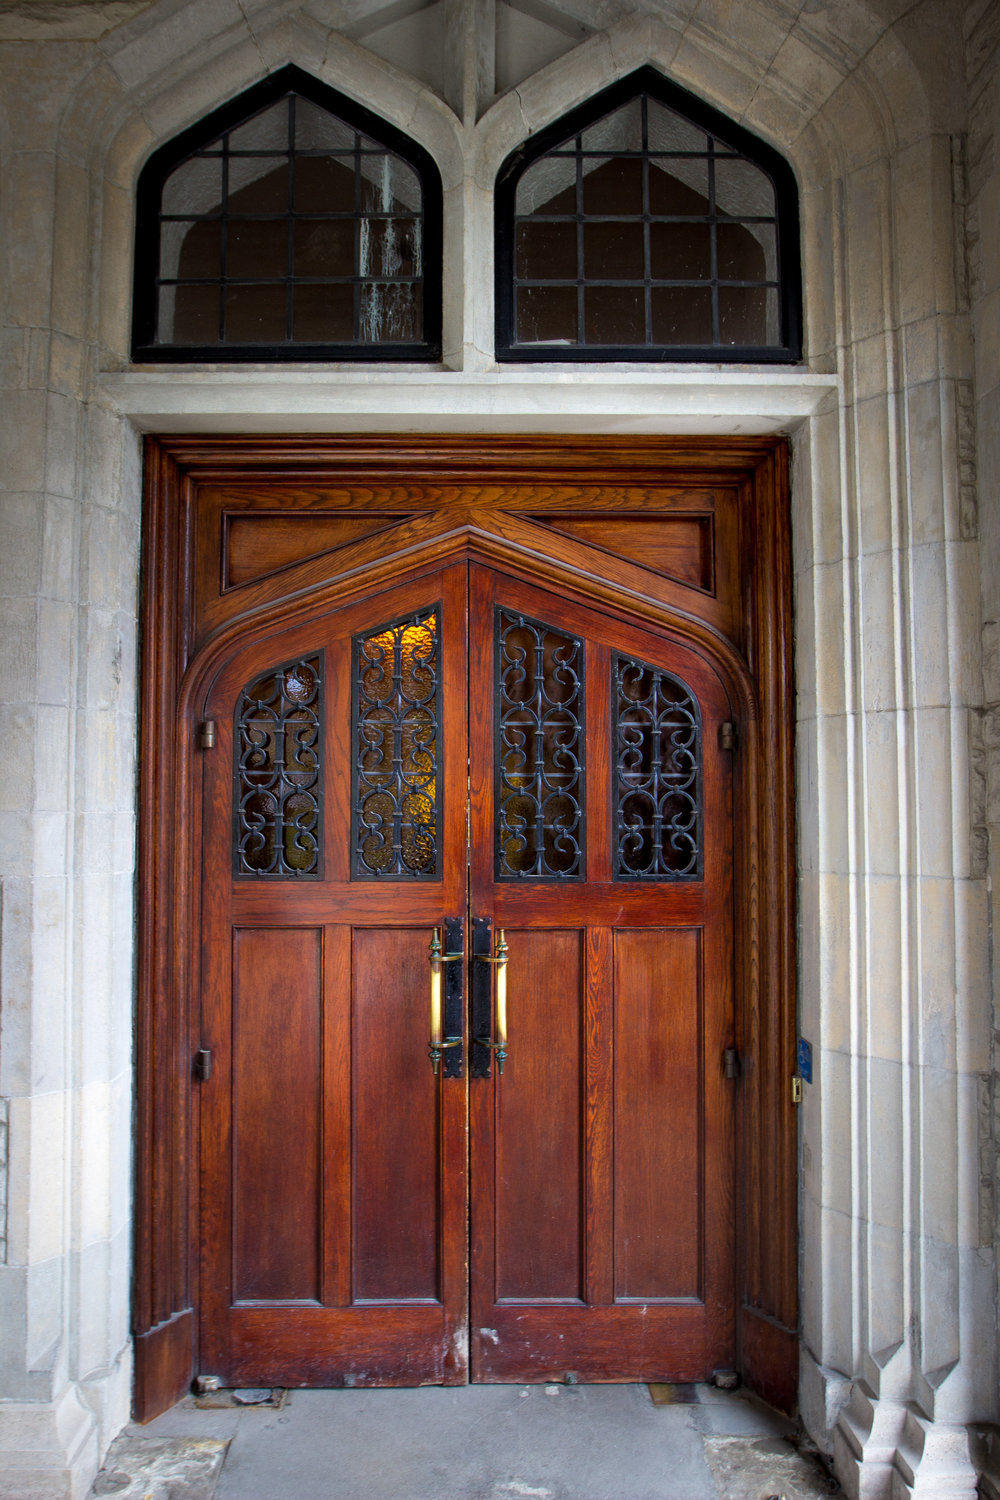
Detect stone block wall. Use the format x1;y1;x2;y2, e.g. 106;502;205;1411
965;3;1000;1486
788;17;997;1490
0;43;140;1489
0;2;996;1497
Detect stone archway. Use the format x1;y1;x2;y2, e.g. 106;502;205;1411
0;4;992;1497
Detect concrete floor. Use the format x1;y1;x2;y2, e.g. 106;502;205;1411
97;1383;840;1500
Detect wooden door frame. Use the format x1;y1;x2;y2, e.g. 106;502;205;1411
133;434;797;1420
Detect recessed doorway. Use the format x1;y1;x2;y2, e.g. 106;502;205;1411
134;436;796;1417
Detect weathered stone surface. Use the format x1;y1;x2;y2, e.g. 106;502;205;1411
89;1436;228;1499
0;3;157;44
703;1434;838;1499
0;6;996;1500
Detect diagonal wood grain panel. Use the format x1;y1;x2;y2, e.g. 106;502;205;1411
529;514;715;592
225;512;413;588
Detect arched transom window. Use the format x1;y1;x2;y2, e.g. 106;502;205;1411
495;68;801;362
132;67;442;361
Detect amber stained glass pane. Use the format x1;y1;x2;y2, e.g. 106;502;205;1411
353;609;439;879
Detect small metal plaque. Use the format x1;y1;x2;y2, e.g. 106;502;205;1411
797;1038;813;1085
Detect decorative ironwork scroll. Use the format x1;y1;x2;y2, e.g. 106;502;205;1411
496;609;584;879
235;654;322;877
353;607;439;878
613;654;701;879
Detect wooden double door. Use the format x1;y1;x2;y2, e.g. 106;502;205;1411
197;556;735;1388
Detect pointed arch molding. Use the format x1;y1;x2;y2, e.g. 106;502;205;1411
493;65;802;364
131;64;443;363
135;434;796;1419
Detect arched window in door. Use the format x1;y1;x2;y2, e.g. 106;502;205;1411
132;65;442;361
495;66;801;362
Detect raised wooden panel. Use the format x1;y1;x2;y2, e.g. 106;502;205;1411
186;462;746;653
137;437;795;1418
225;512;411;589
614;928;701;1302
352;928;439;1303
233;926;322;1302
531;514;714;593
495;929;584;1302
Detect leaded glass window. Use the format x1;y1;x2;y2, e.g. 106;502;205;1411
352;607;440;879
496;66;800;362
133;65;441;361
613;653;701;879
235;654;322;878
496;610;585;879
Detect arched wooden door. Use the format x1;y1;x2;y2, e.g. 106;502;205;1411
196;558;735;1387
134;436;797;1421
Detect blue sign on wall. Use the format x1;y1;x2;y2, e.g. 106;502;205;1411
797;1037;813;1085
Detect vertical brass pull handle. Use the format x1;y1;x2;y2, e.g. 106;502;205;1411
475;928;509;1076
428;924;463;1075
494;930;508;1061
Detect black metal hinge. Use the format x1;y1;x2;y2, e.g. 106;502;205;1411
194;1048;213;1082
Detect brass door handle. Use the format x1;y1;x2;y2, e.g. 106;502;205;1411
428;923;464;1075
475;928;509;1075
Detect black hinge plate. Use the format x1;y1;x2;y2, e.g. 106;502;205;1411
443;916;464;1079
194;1047;213;1082
472;917;493;1079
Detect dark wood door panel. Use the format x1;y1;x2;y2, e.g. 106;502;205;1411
188;462;744;652
352;927;443;1304
493;929;585;1304
225;510;415;589
198;563;470;1388
613;928;703;1303
232;926;323;1303
135;437;795;1418
472;1304;720;1384
232;884;710;926
203;562;469;905
468;562;735;1385
222;1304;466;1387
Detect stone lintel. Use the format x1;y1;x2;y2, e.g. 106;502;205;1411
98;368;840;436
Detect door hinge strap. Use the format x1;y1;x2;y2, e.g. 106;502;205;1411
719;721;737;752
194;1048;213;1082
198;719;216;750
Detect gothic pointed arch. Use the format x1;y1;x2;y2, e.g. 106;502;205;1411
495;66;801;363
132;65;442;362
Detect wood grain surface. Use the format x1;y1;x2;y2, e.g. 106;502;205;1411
134;436;796;1416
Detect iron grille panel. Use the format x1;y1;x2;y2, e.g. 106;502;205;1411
613;653;701;880
234;653;323;878
352;606;440;880
496;609;585;880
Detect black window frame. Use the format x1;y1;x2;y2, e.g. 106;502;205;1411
132;65;443;363
495;66;802;364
